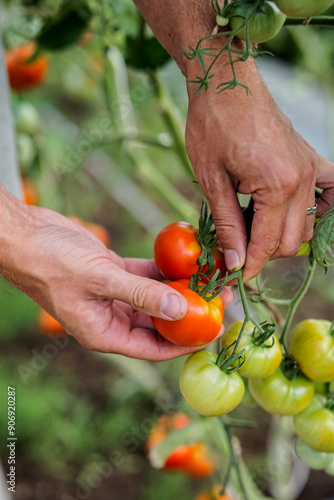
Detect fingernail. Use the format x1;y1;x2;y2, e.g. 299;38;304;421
161;294;185;320
224;250;241;271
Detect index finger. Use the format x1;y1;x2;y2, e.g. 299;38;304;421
243;202;288;281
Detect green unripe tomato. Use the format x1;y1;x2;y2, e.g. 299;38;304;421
295;437;334;470
230;1;286;43
293;394;334;453
274;0;334;18
179;350;245;417
221;321;282;378
17;132;36;173
15;102;40;135
216;15;229;27
296;241;312;256
249;366;314;415
289;319;334;382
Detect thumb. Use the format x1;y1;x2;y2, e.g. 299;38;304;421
106;266;188;320
205;172;247;272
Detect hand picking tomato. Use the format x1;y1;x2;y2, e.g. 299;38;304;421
146;413;215;478
180;350;245;417
295;437;334;470
38;309;65;335
293;394;334;453
229;1;286;44
221;321;282;378
289;319;334;382
274;0;334;17
152;279;224;347
249;366;314;415
6;43;48;92
195;484;231;500
154;221;226;281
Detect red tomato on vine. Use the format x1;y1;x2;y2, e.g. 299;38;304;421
146;413;215;478
154;221;226;281
6;43;48;92
152;279;224;347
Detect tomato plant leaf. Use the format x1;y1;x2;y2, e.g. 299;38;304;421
36;0;92;50
312;206;334;268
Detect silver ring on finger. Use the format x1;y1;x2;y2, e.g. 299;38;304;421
307;203;318;216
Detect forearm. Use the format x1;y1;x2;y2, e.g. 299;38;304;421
133;0;215;75
0;185;37;288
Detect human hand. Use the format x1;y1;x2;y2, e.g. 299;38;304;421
0;192;233;360
185;64;334;281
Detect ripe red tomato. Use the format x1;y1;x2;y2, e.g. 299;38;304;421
38;309;65;335
152;279;224;347
146;413;215;478
22;177;39;206
6;43;48;92
154;222;226;281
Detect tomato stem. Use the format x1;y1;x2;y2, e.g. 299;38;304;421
284;16;334;27
185;0;269;95
221;419;250;500
279;254;316;351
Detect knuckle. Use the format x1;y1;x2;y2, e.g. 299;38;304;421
302;160;316;184
280;171;300;197
131;281;151;311
279;243;301;258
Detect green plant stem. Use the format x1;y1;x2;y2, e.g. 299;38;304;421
103;48;196;220
100;131;173;150
284;16;334;27
231;272;264;355
148;71;195;179
216;271;264;366
222;420;250;500
279;255;316;351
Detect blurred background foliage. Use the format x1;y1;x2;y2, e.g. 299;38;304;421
0;0;334;499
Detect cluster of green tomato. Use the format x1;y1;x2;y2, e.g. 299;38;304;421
217;0;334;44
181;320;334;473
153;219;334;473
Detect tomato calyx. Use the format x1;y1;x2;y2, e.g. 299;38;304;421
280;354;302;381
252;321;276;348
216;342;246;374
195;202;219;274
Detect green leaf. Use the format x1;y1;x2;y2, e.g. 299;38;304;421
36;1;92;50
125;35;170;70
312;206;334;268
